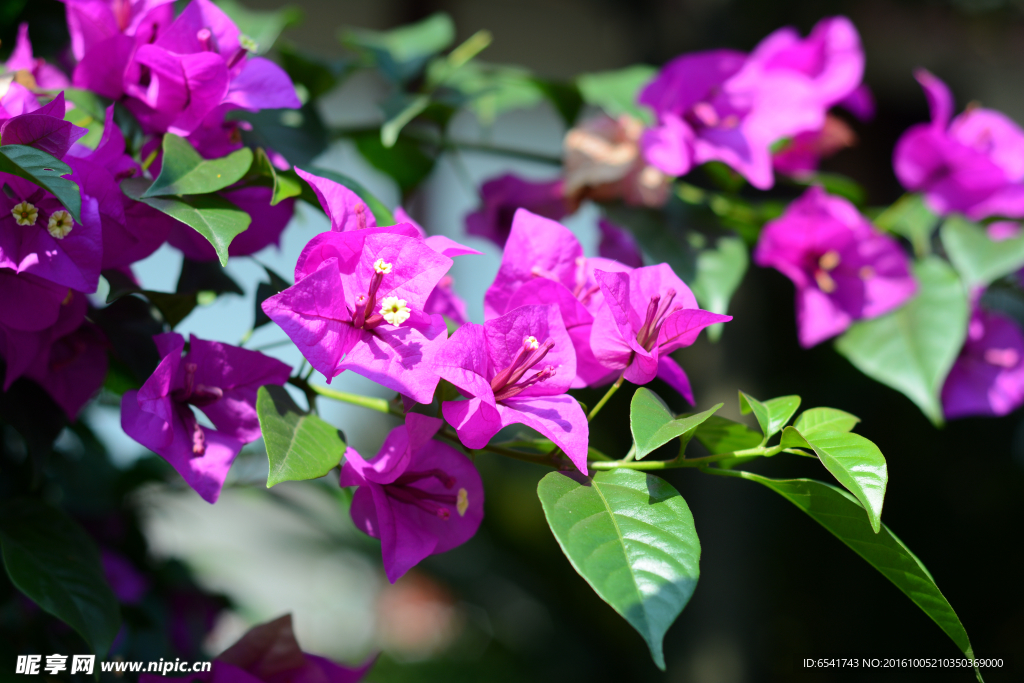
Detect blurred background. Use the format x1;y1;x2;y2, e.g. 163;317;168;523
3;0;1024;681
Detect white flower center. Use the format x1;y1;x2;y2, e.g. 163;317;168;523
380;296;411;326
47;210;73;239
457;488;469;517
374;258;393;274
11;201;38;226
524;335;539;351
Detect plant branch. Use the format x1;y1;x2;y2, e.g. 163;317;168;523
589;444;785;471
588;374;625;422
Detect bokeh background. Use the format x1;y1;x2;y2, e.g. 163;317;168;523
3;0;1023;681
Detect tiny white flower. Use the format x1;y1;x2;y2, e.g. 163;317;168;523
523;335;539;350
380;296;411;326
47;210;74;239
11;201;38;226
374;257;393;274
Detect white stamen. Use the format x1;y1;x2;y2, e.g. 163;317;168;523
380;296;411;326
457;488;469;517
11;201;38;226
374;257;393;274
47;210;73;239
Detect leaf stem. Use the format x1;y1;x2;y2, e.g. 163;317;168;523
588;374;625;422
590;444;785;471
288;376;402;417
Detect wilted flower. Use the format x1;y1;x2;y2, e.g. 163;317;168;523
754;187;917;347
563;114;670;210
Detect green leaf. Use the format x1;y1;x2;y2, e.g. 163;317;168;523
380;94;431;148
428;59;545;125
303;166;396;226
215;0;302;54
277;42;352;101
176;258;244;296
537;469;700;669
122;178;252;267
689;236;747;342
61;87;106;149
734;473;981;680
343;12;455;83
630;388;721;459
0;498;120;655
532;77;583;128
243;148;303;206
781;427;887;532
874;193;938;258
738;391;800;440
256;386;347;487
791;172;866;207
835;257;968;425
793;407;860;437
576;65;657;124
940;214;1024;288
253;264;291;330
144;134;254;198
229;104;329;168
692;415;762;454
0;144;81;222
352;130;435;194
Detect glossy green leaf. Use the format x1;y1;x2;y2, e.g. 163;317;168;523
874;193;938;258
257;386;347;487
122;178;252;266
303;166;395;226
343;12;455;83
253;264;291;330
835;257;968;425
244;148;302;206
940;215;1024;288
215;0;302;54
689;236;747;342
734;472;981;680
538;469;700;670
0;498;120;655
793;407;860;437
144;134;253;197
692;415;763;454
0;144;81;222
738;391;800;440
576;65;657;124
781;427;887;532
630;388;721;459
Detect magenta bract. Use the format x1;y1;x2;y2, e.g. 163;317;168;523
942;307;1024;419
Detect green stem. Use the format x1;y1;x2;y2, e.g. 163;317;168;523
438;428;561;469
588;374;625;422
590;444;785;471
622;444;637;463
309;384;398;415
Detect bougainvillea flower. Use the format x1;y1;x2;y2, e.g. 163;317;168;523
591;264;730;400
3;23;71;91
26;321;108;420
296;167;377;232
120;333;291;503
0;174;102;293
942;306;1024;419
483;209;633;387
0;93;86;160
341;413;484;583
82;0;299;136
435;304;590;473
464;174;567;247
754;187;917;347
740;16;864;113
562;114;670;210
263;229;452;403
141;614;376;683
0;82;41;120
773;114;857;176
0;273;85;390
639;48;824;189
167;186;296;260
67;105;177;269
598;219;644;268
894;69;1024;220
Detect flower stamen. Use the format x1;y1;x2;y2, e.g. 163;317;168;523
47;210;73;239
